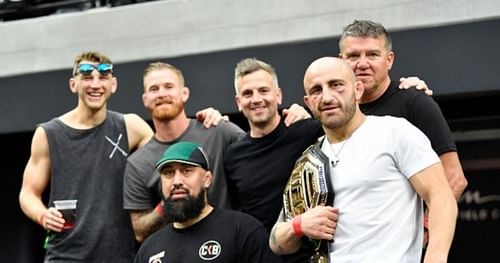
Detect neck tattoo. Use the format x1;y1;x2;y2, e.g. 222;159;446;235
329;139;349;167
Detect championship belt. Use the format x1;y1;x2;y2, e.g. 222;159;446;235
283;141;334;263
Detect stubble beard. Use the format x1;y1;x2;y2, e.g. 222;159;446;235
318;93;357;130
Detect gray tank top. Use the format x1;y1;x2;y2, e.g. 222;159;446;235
42;110;135;262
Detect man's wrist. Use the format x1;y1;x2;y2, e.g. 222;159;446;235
292;215;303;237
38;210;47;226
155;202;164;217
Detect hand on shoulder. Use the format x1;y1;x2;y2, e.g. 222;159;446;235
399;77;433;96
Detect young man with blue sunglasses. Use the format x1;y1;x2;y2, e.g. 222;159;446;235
19;51;154;262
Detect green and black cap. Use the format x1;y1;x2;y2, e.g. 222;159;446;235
155;141;210;171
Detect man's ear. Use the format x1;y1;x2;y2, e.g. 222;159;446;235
354;80;364;101
387;51;395;71
303;95;311;111
235;95;243;112
111;77;118;94
142;92;148;107
69;78;77;94
276;87;283;106
182;87;190;103
204;171;213;189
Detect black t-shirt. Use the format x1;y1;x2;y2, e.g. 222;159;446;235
224;118;323;263
224;119;323;232
360;81;457;155
134;209;282;263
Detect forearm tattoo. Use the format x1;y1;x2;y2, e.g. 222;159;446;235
132;210;166;240
270;225;286;254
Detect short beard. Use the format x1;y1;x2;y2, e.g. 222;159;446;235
148;100;184;121
162;188;206;223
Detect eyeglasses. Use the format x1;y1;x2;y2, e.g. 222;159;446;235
74;63;113;76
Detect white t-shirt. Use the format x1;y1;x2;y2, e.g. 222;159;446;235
322;115;440;263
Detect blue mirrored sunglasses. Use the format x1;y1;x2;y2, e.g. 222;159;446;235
75;63;113;76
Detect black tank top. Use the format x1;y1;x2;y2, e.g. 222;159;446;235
42;110;135;262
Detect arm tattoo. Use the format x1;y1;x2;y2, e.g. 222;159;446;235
270;225;285;254
141;215;165;238
132;209;166;241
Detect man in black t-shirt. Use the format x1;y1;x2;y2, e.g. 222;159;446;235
338;19;467;202
338;20;467;247
135;141;281;263
225;58;322;263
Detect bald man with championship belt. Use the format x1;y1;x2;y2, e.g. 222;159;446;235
282;141;334;263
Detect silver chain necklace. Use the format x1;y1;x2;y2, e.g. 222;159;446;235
329;139;349;167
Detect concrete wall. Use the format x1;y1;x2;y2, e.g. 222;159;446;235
1;0;500;77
